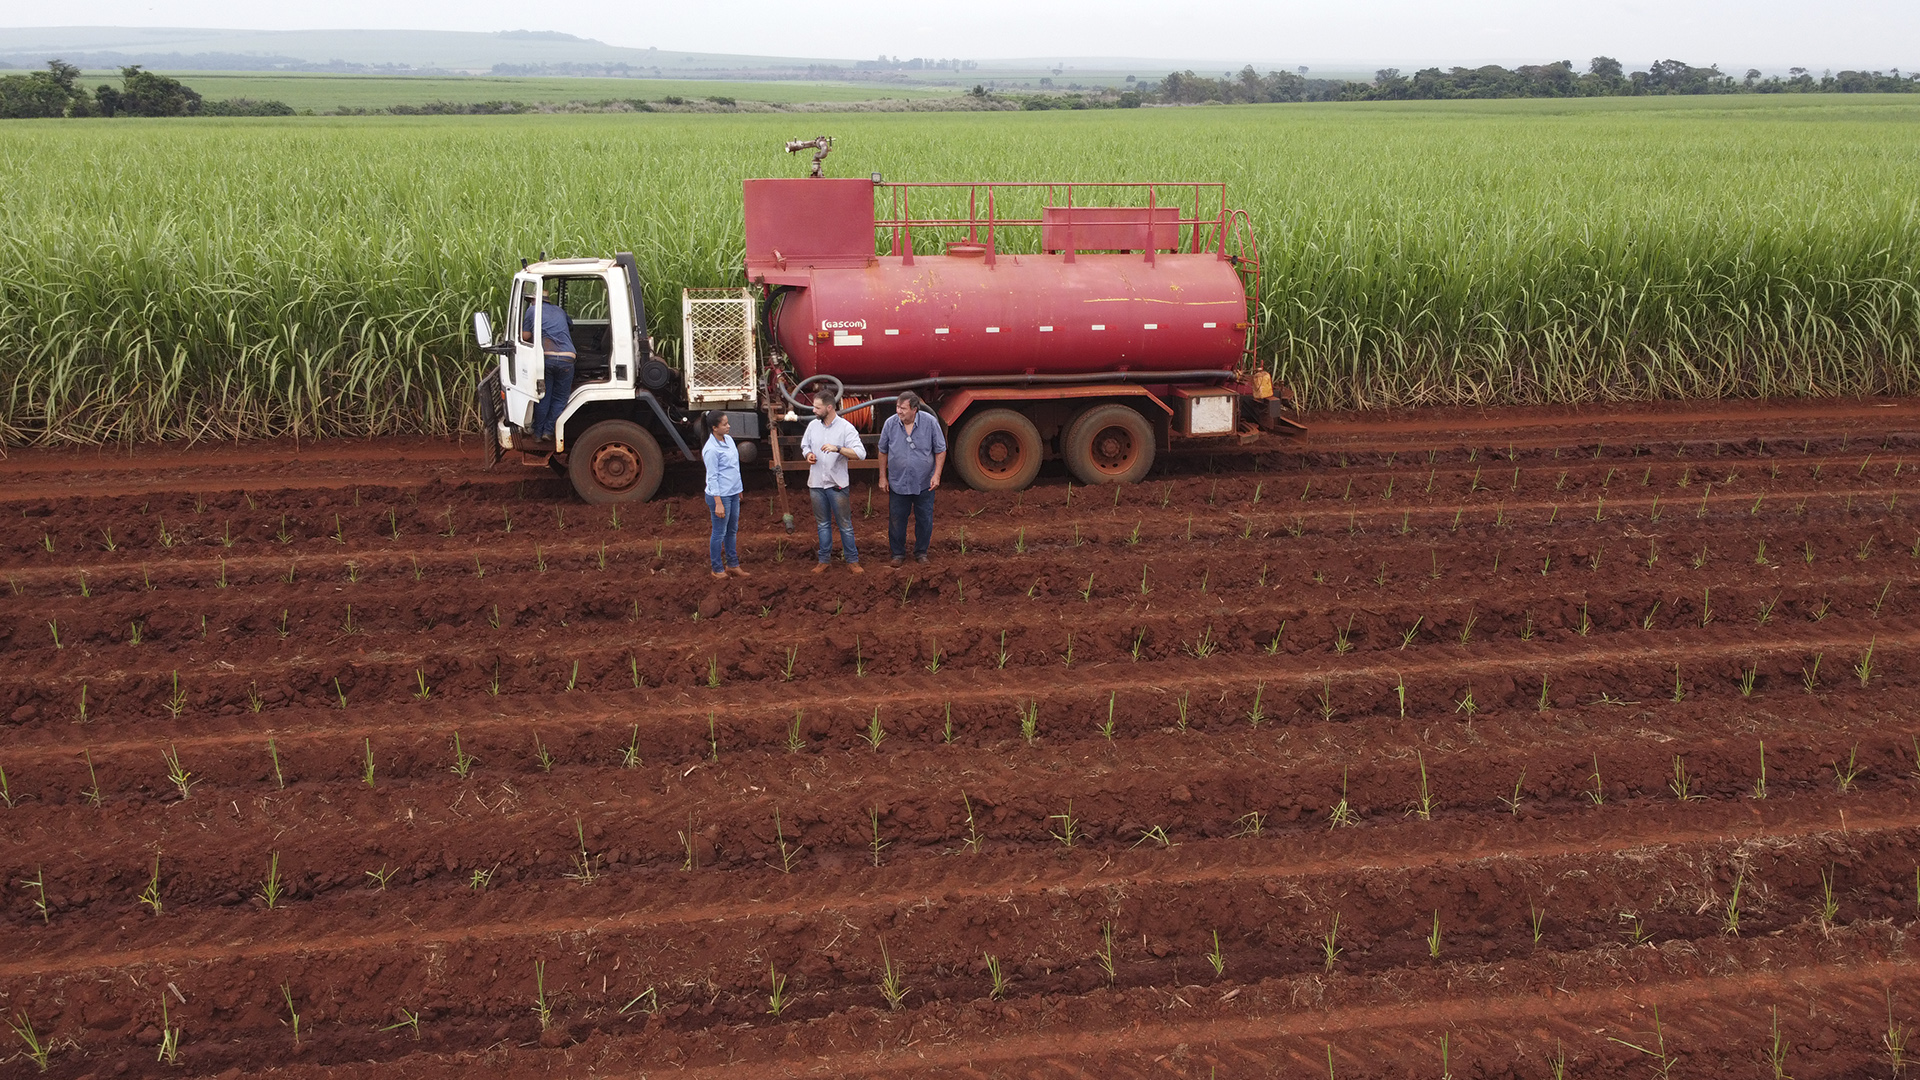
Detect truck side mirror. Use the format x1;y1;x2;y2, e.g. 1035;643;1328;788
472;311;494;348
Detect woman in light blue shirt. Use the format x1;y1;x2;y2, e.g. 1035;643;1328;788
702;411;747;579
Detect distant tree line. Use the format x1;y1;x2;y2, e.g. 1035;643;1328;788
1148;58;1920;104
0;62;292;118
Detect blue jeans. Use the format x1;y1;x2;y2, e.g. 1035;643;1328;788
708;493;740;572
888;489;935;559
809;486;858;563
531;357;574;439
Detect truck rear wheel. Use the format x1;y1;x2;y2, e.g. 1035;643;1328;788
954;408;1043;492
1063;403;1155;485
568;420;664;504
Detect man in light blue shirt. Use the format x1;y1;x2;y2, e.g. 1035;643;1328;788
520;286;575;442
876;391;946;566
800;390;867;574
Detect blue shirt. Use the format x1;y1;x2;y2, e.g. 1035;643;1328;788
522;300;576;357
877;410;947;495
703;434;743;498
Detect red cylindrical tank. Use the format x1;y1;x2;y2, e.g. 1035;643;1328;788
775;252;1247;383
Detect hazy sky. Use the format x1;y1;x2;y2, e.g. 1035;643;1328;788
17;0;1916;68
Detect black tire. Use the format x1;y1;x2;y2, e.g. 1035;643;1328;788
567;420;665;504
1062;403;1155;485
953;407;1044;492
475;368;504;468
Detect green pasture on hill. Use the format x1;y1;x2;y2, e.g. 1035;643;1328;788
0;95;1916;443
78;70;952;108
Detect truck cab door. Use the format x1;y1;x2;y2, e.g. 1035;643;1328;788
503;273;545;430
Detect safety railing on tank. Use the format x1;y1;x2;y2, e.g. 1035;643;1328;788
875;182;1238;267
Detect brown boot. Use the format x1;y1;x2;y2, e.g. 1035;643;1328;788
848;562;865;574
709;571;728;581
727;566;752;578
810;562;828;574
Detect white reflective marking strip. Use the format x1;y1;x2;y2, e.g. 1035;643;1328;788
935;328;949;334
1039;325;1054;332
1144;323;1158;330
985;326;1000;333
834;334;864;345
1203;321;1217;328
1091;324;1105;330
884;328;900;335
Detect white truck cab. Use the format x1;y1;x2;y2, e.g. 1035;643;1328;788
473;253;762;504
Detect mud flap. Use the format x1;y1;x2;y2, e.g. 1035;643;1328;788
476;369;504;468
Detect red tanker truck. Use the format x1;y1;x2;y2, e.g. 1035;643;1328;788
472;140;1296;506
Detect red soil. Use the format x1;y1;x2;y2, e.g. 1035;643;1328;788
4;397;1920;1078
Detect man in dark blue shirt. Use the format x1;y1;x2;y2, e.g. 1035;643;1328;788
877;391;947;565
520;287;576;442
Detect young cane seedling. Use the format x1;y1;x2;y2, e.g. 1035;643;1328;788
1321;913;1343;971
565;818;597;884
1174;690;1190;732
1425;911;1442;958
1318;676;1336;721
1207;930;1226;976
766;963;789;1017
985;954;1008;999
996;630;1010;669
1499;769;1527;816
532;961;552;1030
532;731;555;772
861;707;886;750
1245;683;1266;727
1188;624;1218;659
1817;865;1841;931
1049;801;1079;847
1333;615;1355;654
1803;653;1823;693
1529;902;1545;945
1233;810;1266;838
1834;744;1862;793
20;867;47;923
162;743;196;799
280;983;302;1045
156;996;181;1063
80;748;102;807
1753;740;1769;800
8;1009;51;1071
707;712;720;762
1608;1005;1675;1080
138;854;163;914
1669;755;1703;802
1133;825;1174;849
878;938;909;1009
1722;869;1746;935
1767;1005;1790;1079
379;1008;421;1038
1740;662;1759;697
772;809;802;873
1586;754;1606;806
365;864;396;890
1855;638;1877;687
1020;700;1039;745
959;792;984;853
1408;751;1433;821
1888;992;1909;1075
449;732;475;778
784;711;804;755
869;807;889;867
257;851;284;909
1328;767;1359;828
1094;922;1116;984
163;670;186;718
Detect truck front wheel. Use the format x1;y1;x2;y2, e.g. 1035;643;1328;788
1063;403;1155;485
568;420;665;504
953;408;1043;491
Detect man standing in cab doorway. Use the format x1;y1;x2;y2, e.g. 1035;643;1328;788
877;391;946;566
